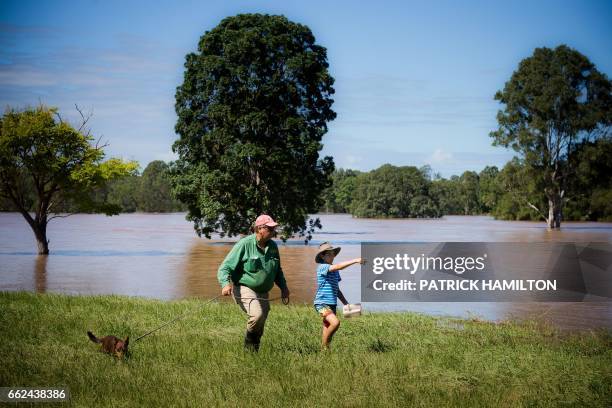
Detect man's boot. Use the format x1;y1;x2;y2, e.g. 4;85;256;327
244;331;260;352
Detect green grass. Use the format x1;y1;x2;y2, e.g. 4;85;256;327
1;292;610;407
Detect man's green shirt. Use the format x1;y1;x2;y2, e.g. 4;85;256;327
217;234;287;293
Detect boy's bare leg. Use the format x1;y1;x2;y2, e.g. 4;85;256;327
321;321;334;348
321;313;340;349
321;324;328;348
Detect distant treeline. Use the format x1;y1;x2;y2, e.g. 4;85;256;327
3;140;610;221
0;160;185;213
321;138;612;221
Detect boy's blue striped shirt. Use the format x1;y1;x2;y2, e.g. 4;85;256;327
314;264;341;305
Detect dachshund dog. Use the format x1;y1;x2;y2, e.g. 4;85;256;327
87;331;129;358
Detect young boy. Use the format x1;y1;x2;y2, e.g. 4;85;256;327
313;242;365;350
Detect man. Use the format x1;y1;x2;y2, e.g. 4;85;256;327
218;214;290;351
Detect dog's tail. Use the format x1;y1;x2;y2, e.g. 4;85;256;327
87;331;101;343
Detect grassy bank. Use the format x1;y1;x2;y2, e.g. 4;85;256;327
1;292;610;407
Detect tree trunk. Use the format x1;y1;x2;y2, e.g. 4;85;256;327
31;222;49;255
547;199;555;229
547;196;562;230
16;209;50;254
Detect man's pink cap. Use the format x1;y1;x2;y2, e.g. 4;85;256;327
255;214;278;228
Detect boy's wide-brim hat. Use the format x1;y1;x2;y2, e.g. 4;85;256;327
315;242;341;263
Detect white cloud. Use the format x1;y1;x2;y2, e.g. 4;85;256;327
430;148;453;164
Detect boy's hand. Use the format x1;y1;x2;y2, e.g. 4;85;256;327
357;257;367;265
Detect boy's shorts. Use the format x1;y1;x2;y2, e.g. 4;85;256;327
314;304;337;318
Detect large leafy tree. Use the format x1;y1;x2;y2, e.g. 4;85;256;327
490;45;611;229
171;14;336;240
0;106;138;254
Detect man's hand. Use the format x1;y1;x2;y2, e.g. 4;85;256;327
221;284;233;296
281;287;290;300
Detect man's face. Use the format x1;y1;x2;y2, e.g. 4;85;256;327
258;225;276;242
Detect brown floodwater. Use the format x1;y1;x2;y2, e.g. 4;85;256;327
1;212;610;330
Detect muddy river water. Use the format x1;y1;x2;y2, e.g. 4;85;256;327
1;213;610;330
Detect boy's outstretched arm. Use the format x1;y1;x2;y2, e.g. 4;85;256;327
330;257;366;272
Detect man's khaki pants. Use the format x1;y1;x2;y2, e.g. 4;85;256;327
233;284;270;336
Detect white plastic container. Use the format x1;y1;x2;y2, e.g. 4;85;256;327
342;303;362;318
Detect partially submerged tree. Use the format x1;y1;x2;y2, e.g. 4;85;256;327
491;45;611;229
0;105;138;254
458;171;480;215
478;166;501;214
349;164;439;218
139;160;183;212
105;174;140;213
171;14;336;240
565;138;612;221
492;158;546;221
321;168;360;213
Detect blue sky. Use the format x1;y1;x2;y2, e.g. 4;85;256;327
1;0;611;177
